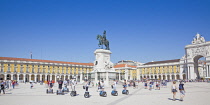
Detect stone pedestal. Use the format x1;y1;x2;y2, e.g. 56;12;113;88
91;49;116;87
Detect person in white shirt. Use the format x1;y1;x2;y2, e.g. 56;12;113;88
112;79;117;91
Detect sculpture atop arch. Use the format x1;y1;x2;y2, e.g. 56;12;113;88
192;33;206;44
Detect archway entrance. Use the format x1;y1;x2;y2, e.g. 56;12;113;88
52;75;55;81
163;75;166;80
25;74;29;82
183;33;210;80
31;75;35;81
0;74;4;80
13;74;17;80
7;74;11;80
37;75;40;82
19;74;23;80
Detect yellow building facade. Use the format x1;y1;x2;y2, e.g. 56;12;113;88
0;57;93;82
137;59;184;80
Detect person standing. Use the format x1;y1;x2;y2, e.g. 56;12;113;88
58;78;63;91
97;80;101;92
171;81;178;101
30;82;33;89
179;81;185;101
0;81;5;94
12;80;15;89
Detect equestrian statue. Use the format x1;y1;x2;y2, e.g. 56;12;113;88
97;30;110;50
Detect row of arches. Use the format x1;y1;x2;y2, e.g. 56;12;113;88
0;74;79;82
140;74;186;80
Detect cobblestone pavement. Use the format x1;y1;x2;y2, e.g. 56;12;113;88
0;82;209;105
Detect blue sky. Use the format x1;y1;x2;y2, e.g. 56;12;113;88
0;0;210;63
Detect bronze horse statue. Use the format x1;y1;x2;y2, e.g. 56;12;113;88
97;30;110;50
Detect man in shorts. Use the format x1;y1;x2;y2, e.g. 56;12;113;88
179;81;185;101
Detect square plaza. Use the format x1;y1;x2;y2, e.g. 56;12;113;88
0;82;210;105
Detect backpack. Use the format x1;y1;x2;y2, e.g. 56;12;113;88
179;84;184;90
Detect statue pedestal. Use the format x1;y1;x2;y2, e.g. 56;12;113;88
91;49;116;87
91;71;116;87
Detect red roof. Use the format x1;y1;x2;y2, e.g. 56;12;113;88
114;64;136;68
143;59;180;65
0;57;93;66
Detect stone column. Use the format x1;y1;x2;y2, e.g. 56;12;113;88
125;69;128;81
206;65;209;77
17;74;19;81
169;74;172;81
40;74;43;81
45;74;47;81
80;72;83;82
106;71;109;87
94;72;97;85
23;74;26;82
69;75;71;80
76;75;78;82
11;74;13;80
29;74;31;81
4;74;7;80
50;75;52;81
130;70;133;80
34;74;37;82
118;71;121;81
174;74;177;80
87;71;89;79
137;69;140;80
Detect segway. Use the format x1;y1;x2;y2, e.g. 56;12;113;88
111;90;118;96
70;91;77;96
99;91;107;97
84;91;90;98
122;89;129;95
62;85;69;92
46;88;53;94
56;90;64;95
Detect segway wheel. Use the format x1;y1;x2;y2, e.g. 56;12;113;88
84;94;89;98
126;90;129;95
104;93;107;97
70;93;73;96
115;92;118;96
46;89;48;94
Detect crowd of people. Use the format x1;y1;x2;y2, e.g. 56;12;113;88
3;77;209;102
0;80;18;94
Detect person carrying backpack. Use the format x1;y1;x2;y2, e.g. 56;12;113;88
179;81;185;101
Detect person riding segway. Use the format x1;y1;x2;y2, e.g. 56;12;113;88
99;80;107;97
57;78;64;95
83;80;90;98
70;78;77;96
46;80;53;94
111;79;118;96
122;79;129;95
62;79;69;92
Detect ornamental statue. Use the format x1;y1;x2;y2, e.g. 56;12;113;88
97;30;110;50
